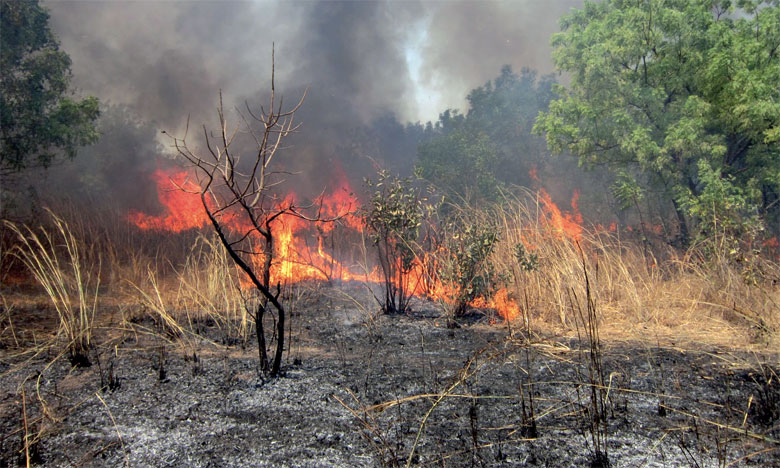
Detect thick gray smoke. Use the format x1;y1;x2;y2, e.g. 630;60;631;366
43;0;583;209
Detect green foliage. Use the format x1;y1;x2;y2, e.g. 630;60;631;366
535;0;780;242
683;160;767;277
415;114;501;201
440;218;502;316
416;67;557;202
44;106;163;212
513;242;539;272
684;160;762;240
365;170;424;313
611;171;644;211
0;0;99;177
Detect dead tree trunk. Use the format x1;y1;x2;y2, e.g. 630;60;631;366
168;47;308;377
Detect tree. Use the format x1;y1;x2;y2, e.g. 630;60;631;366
415;67;558;202
535;0;780;244
168;53;307;377
43;106;163;212
0;0;99;180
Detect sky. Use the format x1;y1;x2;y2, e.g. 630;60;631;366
39;0;585;208
47;0;582;127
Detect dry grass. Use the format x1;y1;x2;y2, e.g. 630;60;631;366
1;204;778;467
1;197;776;361
487;193;780;349
3;210;100;366
174;233;251;346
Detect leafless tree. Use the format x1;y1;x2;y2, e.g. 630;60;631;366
165;49;308;377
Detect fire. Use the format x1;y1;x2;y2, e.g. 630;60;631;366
470;288;519;321
128;167;374;285
528;166;539;183
127;169;209;232
527;168;585;242
537;187;583;242
129;167;522;321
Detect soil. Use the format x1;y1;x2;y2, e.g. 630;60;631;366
1;281;778;467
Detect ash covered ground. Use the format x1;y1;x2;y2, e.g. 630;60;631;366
1;282;778;467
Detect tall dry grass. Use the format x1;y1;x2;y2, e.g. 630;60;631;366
175;233;251;345
4;210;100;366
486;194;780;347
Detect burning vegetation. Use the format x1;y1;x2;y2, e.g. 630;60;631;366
1;1;780;467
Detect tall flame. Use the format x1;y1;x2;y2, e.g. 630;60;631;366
129;167;523;320
127;169;209;232
537;187;583;242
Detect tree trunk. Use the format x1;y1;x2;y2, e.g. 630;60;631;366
671;198;690;247
271;298;285;377
255;303;269;374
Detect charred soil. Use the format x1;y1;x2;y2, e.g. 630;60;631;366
1;282;778;467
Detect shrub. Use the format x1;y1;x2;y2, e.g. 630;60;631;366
364;170;423;313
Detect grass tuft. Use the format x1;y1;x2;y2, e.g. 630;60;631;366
4;210;100;366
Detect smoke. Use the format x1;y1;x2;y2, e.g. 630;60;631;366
42;0;583;210
416;0;581;113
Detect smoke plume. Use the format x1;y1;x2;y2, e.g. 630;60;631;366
42;0;583;210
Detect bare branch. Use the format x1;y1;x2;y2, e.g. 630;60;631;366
164;48;312;377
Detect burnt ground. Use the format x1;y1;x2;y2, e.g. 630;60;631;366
0;282;778;468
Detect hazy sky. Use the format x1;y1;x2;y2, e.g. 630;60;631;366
37;0;587;206
47;0;582;128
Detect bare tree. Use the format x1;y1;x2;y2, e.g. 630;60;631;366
165;49;307;377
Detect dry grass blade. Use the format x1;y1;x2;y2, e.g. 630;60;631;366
4;209;100;366
94;392;129;467
405;346;498;468
175;233;250;345
659;403;780;444
333;389;400;466
21;383;30;468
128;268;191;347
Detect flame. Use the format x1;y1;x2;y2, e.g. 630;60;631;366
528;166;540;183
129;167;522;321
127;169;209;232
526;168;585;243
129;167;376;285
537;187;583;242
470;288;519;321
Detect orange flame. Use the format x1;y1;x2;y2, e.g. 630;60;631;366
127;169;209;232
470;288;519;321
129;167;522;321
128;168;375;285
537;187;583;242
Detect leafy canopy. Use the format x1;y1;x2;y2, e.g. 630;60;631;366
1;0;99;177
534;0;780;238
416;67;556;202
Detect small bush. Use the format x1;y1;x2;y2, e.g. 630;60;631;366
438;214;502;317
364;170;424;313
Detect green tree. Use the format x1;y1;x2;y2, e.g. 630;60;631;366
1;0;99;179
415;110;501;201
416;67;557;202
535;0;780;243
44;106;163;212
